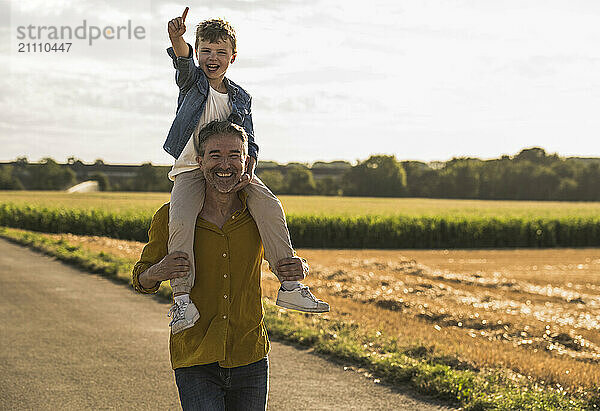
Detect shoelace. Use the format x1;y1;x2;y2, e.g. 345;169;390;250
168;300;189;319
299;285;318;302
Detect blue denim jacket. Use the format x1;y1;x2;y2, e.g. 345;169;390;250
164;43;258;159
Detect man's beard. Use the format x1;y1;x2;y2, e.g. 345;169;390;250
204;166;242;193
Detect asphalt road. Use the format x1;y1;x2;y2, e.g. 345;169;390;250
0;239;455;410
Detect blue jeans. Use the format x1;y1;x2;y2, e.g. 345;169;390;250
174;357;269;411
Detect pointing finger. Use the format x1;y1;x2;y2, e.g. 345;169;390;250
182;7;189;22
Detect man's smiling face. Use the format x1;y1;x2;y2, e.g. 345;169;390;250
198;132;247;194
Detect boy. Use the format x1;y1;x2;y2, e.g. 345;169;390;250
164;8;329;334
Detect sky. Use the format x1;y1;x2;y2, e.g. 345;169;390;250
1;0;600;165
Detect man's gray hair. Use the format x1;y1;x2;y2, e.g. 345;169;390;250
194;120;248;156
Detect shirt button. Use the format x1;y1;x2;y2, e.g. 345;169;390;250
224;294;228;299
231;215;235;219
223;274;228;278
222;253;227;257
223;315;227;319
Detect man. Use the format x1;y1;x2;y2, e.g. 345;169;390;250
132;120;308;410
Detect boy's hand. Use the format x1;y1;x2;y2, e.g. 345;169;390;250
231;156;256;192
247;156;257;180
168;7;189;39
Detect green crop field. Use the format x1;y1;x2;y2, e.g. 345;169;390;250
2;190;600;218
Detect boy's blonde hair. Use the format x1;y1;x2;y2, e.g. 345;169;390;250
195;19;237;54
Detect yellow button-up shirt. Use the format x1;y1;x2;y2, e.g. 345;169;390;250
132;195;270;369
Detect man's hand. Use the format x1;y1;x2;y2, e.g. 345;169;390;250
139;251;190;289
276;256;308;282
168;7;189;39
231;156;257;192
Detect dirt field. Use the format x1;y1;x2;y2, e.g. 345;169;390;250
41;233;600;391
0;239;453;410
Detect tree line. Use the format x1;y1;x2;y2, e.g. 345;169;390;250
0;157;174;192
2;147;600;201
399;147;600;201
260;147;600;201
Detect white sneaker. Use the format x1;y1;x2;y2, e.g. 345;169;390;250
167;300;200;334
276;284;330;313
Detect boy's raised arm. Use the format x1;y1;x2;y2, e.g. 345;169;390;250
166;7;198;97
168;7;191;58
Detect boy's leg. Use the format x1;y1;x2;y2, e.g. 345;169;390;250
245;177;329;313
244;177;294;282
168;168;205;333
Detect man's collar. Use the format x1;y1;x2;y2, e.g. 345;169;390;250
194;190;249;231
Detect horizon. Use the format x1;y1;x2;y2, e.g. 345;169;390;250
2;145;598;167
2;1;600;164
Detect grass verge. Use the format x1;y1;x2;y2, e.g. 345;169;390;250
1;227;598;410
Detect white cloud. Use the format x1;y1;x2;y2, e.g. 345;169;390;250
2;0;600;165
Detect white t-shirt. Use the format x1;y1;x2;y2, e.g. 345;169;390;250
168;86;232;180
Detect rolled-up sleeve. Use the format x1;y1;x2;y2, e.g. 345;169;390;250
132;204;170;294
243;97;259;159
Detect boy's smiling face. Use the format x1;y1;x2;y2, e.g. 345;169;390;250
195;38;236;85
